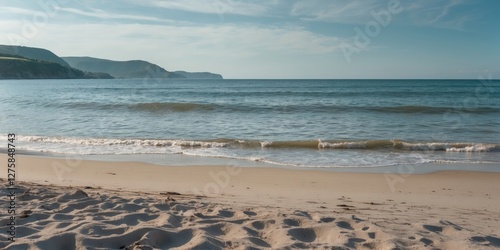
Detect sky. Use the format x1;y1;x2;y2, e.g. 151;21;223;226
0;0;499;79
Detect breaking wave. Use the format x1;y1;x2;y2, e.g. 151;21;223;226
17;136;500;153
41;101;500;114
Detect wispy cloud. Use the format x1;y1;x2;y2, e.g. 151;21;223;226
56;23;342;57
405;0;477;30
290;0;480;31
133;0;277;17
56;7;176;24
291;0;399;24
428;0;460;24
0;6;41;16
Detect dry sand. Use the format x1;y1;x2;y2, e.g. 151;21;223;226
1;155;499;249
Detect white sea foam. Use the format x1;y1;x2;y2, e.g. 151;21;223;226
318;141;368;149
11;135;500;168
19;136;229;148
395;141;498;152
446;144;497;152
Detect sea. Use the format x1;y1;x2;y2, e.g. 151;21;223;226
1;79;499;172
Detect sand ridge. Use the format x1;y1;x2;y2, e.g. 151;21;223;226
1;180;499;249
0;155;499;249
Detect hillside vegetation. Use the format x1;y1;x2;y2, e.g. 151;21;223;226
0;53;113;79
63;57;184;79
0;45;71;67
172;70;223;79
0;45;223;80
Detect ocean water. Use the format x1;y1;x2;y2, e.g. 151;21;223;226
0;79;499;170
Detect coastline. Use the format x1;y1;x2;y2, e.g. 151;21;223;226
5;149;500;173
1;155;499;249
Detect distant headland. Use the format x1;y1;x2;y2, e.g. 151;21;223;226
0;45;223;80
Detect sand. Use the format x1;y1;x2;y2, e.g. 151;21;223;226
1;155;499;249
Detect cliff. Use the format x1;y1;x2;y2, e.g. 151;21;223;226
0;53;113;79
173;71;223;79
0;45;71;68
0;44;223;80
63;57;184;79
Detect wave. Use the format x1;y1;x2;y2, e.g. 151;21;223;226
17;136;500;152
19;136;229;148
130;102;215;112
390;141;499;152
36;99;500;114
317;140;499;152
40;102;217;112
366;106;500;114
429;160;500;164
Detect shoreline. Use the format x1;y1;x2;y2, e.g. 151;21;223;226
5;150;500;174
6;155;500;205
1;155;499;249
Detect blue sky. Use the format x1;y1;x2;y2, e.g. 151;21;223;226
0;0;498;79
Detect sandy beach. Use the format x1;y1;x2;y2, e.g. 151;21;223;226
1;155;499;249
2;1;499;249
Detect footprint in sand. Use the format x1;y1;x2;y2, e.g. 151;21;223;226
15;226;39;238
336;221;354;230
320;217;335;223
288;228;316;243
81;228;195;249
54;222;73;229
368;232;376;239
35;233;77;250
243;210;257;216
218;210;234;218
248;237;271;248
423;224;443;233
420;237;434;246
52;213;74;220
345;237;366;248
157;213;182;228
201;223;225;236
243;226;260;237
470;236;500;247
283;218;300;227
251;221;265;230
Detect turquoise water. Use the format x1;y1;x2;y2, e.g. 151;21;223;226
0;79;499;169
